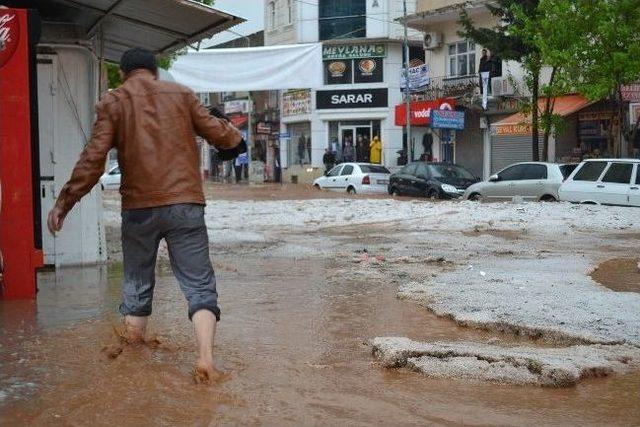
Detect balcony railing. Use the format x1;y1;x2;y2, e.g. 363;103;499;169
409;75;480;101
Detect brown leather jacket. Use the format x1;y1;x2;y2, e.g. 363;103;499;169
55;69;242;213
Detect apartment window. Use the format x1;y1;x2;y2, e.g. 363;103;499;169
287;0;292;24
319;0;366;41
448;41;476;77
268;1;276;30
198;92;210;106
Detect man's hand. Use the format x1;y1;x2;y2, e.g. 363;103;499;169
47;206;67;235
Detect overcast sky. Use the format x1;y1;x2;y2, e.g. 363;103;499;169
200;0;265;48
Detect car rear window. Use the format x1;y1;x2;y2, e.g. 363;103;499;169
360;165;390;174
521;164;547;180
573;161;607;181
559;164;578;179
602;163;633;184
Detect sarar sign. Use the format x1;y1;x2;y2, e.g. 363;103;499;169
316;88;388;110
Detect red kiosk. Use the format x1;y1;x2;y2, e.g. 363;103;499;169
0;7;43;299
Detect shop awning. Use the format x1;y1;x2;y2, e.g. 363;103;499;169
492;94;593;136
22;0;244;62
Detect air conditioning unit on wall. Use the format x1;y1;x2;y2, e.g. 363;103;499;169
423;32;443;50
491;77;516;96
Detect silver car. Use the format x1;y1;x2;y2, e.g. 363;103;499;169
463;162;578;202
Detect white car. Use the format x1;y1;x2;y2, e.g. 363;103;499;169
463;162;577;202
313;163;391;194
100;163;121;190
559;159;640;207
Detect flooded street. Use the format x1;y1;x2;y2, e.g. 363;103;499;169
2;186;640;426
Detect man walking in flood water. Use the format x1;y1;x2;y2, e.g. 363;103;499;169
47;47;243;383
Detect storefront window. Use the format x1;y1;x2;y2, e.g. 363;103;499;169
319;0;366;41
448;41;476;77
329;120;380;163
287;122;312;166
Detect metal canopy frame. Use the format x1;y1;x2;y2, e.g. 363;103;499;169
43;0;244;61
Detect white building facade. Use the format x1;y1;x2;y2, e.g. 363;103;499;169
265;0;422;179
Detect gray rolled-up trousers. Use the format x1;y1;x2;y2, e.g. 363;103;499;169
119;203;220;321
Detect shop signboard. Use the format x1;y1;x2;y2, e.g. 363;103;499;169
224;99;251;114
282;89;311;117
322;43;386;60
431;110;465;130
394;99;455;126
256;122;272;134
491;123;533;136
622;84;640;102
316;88;388;110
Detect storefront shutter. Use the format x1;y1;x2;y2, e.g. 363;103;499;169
491;136;543;173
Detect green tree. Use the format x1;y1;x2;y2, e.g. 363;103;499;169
537;0;640;156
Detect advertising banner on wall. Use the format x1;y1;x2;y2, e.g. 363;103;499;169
282;89;311;117
354;57;383;84
325;60;352;85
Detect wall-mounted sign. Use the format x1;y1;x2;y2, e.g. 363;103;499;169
282;89;311;117
431;110;465;130
224;99;251;114
322;43;386;60
394;99;455;126
316;88;388;109
400;64;430;91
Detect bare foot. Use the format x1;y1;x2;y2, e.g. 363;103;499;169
112;324;145;345
193;360;228;384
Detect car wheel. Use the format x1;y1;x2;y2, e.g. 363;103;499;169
314;184;321;190
468;192;482;201
540;195;557;202
427;188;440;200
389;186;400;197
347;186;356;195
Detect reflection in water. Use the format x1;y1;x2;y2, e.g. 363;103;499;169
1;257;639;425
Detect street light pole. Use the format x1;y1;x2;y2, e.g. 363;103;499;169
403;0;412;163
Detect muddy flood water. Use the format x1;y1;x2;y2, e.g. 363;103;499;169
2;253;640;426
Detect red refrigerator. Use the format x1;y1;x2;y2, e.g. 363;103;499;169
0;7;43;299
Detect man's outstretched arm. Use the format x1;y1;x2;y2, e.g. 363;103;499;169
48;101;115;233
189;93;242;150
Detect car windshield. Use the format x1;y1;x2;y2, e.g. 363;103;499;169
428;164;474;180
360;165;390;174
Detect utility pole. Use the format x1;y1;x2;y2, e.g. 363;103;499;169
403;0;412;162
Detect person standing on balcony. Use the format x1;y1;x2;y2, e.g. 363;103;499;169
479;49;492;94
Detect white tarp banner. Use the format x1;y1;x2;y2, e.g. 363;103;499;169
169;43;323;92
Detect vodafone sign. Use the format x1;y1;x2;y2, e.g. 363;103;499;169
395;99;456;126
0;12;20;69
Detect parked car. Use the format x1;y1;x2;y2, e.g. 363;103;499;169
558;159;640;207
100;163;121;190
463;162;578;202
388;162;479;199
313;163;391;194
